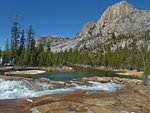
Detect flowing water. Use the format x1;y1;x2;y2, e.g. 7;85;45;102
0;69;126;100
0;78;124;100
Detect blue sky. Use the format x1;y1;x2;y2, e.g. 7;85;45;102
0;0;150;50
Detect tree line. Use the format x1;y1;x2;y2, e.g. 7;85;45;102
2;16;150;76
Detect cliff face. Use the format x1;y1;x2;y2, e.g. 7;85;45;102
97;1;135;29
35;1;150;52
95;1;150;37
35;36;69;48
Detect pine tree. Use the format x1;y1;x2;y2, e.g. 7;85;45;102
37;42;44;53
25;25;35;66
10;15;20;63
3;39;11;65
39;51;46;66
17;51;25;66
26;25;35;52
19;30;25;52
46;53;53;66
30;51;36;66
144;56;150;75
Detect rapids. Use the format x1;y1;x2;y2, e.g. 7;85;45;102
0;78;124;100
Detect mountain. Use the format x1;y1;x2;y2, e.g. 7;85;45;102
35;1;150;52
35;36;69;48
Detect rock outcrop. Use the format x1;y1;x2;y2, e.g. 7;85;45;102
82;77;142;85
35;1;150;52
35;35;69;48
97;1;135;28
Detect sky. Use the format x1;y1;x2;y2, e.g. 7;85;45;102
0;0;150;50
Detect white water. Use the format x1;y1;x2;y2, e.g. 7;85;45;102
15;70;46;74
0;79;124;100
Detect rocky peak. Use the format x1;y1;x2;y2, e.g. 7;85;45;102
97;1;135;28
81;22;96;31
94;1;150;37
74;22;96;39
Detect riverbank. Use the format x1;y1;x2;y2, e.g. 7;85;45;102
1;66;74;75
82;76;142;85
0;65;144;79
0;66;13;73
72;64;144;79
4;70;46;75
23;66;74;72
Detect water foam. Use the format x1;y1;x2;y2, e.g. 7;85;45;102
0;79;124;100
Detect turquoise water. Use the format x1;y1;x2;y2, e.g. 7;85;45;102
30;72;89;81
27;70;117;81
14;66;138;81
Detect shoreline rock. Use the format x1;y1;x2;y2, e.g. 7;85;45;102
0;84;148;113
73;64;143;79
1;66;74;76
82;77;142;85
22;66;74;72
4;70;46;75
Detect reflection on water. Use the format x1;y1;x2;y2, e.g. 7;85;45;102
33;72;87;81
20;69;138;81
24;71;115;81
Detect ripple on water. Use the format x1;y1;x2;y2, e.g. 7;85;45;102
0;79;125;100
